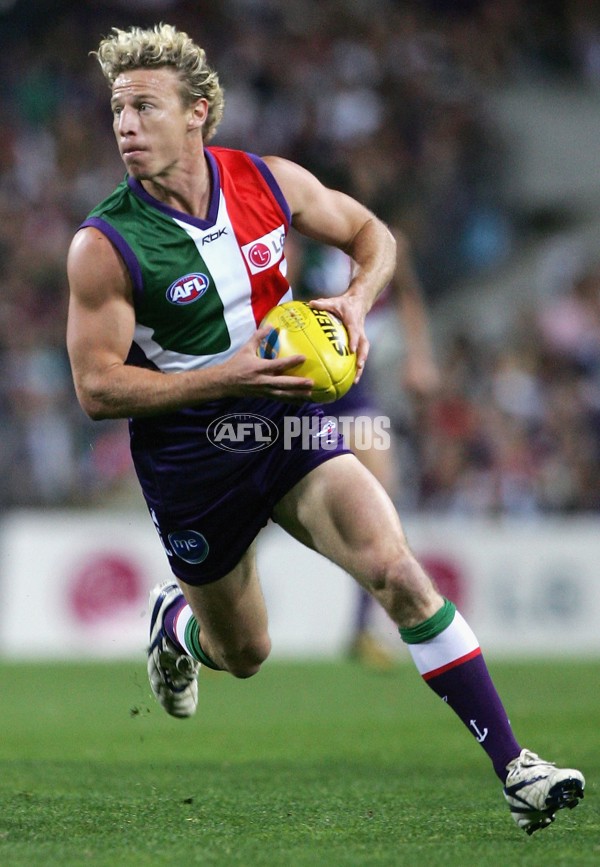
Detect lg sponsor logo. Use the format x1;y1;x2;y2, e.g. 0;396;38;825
242;225;285;274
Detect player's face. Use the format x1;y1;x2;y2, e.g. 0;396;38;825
110;67;203;180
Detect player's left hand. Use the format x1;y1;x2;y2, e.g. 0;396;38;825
306;294;369;383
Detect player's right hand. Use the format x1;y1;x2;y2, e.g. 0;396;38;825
220;327;314;402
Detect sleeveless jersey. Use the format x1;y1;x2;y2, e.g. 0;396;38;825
81;147;293;375
78;147;350;582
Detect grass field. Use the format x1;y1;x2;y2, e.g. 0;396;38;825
0;658;597;866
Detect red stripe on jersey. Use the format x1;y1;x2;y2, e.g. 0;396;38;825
208;147;291;325
422;647;482;681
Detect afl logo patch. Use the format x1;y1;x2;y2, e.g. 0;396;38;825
166;273;210;305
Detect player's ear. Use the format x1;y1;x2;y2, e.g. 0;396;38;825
188;98;209;130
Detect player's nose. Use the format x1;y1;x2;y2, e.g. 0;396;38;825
117;105;139;135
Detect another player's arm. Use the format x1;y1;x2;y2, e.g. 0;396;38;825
264;156;397;377
390;228;440;397
66;228;312;420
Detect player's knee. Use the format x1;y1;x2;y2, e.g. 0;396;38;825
224;633;271;679
388;555;424;598
366;547;415;594
366;547;434;611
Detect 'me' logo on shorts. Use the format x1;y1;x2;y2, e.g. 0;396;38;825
168;530;209;564
207;413;279;452
166;272;210;305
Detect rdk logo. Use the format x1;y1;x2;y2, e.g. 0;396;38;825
201;226;228;245
242;225;285;275
207;413;279;452
166;272;210;305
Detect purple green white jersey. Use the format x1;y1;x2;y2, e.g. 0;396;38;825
79;146;349;583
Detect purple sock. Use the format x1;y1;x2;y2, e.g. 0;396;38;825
425;652;522;780
405;607;521;781
163;594;187;651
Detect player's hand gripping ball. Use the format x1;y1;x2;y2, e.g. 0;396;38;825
258;300;357;403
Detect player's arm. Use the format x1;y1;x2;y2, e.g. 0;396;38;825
66;228;312;420
264;156;396;377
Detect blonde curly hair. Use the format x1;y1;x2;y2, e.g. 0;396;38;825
94;23;224;142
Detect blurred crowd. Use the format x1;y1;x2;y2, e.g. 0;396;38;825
2;0;600;513
414;263;600;514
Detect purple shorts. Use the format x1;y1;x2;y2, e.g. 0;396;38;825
130;398;350;585
329;371;377;415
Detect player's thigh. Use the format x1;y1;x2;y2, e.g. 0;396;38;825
178;542;269;652
272;452;407;584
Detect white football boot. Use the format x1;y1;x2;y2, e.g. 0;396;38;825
147;582;199;718
503;748;585;834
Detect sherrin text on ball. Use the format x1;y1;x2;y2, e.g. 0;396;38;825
258;300;357;403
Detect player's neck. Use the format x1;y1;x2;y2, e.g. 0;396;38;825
140;152;211;218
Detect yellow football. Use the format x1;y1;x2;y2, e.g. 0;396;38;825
258;300;357;403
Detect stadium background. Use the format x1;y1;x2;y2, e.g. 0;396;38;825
1;0;600;661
